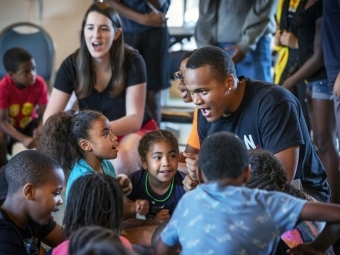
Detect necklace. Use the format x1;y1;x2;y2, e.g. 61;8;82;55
145;172;174;202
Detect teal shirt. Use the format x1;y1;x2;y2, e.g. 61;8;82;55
65;158;116;202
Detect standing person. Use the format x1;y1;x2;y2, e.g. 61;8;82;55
154;132;340;255
195;0;278;82
0;150;65;254
0;47;49;166
281;0;338;204
43;2;158;175
102;0;170;125
125;130;185;227
182;46;330;202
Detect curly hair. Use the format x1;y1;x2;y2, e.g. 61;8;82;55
36;110;103;178
246;149;308;200
3;47;32;73
138;129;179;163
62;174;124;238
186;46;237;83
69;226;132;255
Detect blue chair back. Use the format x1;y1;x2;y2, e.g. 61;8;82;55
0;22;55;83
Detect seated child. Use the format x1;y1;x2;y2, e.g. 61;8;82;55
0;150;64;254
68;226;133;255
36;110;118;201
154;131;340;255
51;174;133;255
0;47;49;166
125;130;186;227
247;149;334;254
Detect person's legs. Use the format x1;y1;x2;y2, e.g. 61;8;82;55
309;79;339;203
111;133;142;176
252;35;272;82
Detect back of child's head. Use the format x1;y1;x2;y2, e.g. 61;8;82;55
246;149;308;200
63;174;124;238
199;131;249;181
36;110;103;178
3;47;32;73
69;226;132;255
138;129;179;160
5;150;61;195
0;166;8;198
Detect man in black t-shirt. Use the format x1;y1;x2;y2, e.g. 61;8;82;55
182;46;330;202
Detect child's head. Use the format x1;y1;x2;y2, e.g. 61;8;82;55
246;149;308;200
63;174;124;238
174;50;196;103
36;110;118;178
138;130;179;183
3;47;36;88
4;150;64;225
69;226;132;255
198;132;250;183
0;166;8;198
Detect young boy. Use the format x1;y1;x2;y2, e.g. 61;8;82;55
0;150;65;254
0;47;49;166
154;132;340;255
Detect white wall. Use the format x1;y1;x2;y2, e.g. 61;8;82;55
0;0;92;70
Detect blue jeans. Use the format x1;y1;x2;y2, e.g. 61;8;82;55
217;36;272;82
306;78;333;100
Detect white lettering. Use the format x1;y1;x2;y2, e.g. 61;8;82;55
243;135;256;149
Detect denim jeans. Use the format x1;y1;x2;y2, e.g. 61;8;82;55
217;36;272;82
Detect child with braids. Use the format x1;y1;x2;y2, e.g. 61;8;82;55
125;130;186;227
50;174;133;255
246;149;334;254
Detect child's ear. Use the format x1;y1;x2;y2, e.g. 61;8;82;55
243;165;251;183
141;157;148;170
79;139;92;151
23;183;35;200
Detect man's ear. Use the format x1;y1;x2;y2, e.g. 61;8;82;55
243;165;251;183
79;139;92;151
23;183;35;200
225;74;235;91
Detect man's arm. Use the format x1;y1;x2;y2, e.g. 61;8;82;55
42;223;65;248
274;146;299;183
0;109;34;148
102;0;166;27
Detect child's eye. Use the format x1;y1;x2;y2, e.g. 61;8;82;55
200;90;208;95
170;154;177;159
153;157;161;160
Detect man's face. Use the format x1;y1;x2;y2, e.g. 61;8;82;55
185;66;230;122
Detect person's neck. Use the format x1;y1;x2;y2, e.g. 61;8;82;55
1;195;29;229
92;55;111;71
147;173;172;195
82;154;104;174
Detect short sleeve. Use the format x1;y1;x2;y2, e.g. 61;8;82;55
260;191;307;233
35;76;49;105
187;108;200;150
54;55;77;94
259;100;304;154
0;80;9;109
125;52;147;87
127;170;144;201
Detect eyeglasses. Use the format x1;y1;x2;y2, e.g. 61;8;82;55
173;71;184;84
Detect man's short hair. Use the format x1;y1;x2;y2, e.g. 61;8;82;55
186;46;237;83
0;166;8;198
3;47;32;73
199;132;249;181
5;150;61;195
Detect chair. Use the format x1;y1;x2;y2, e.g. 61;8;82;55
0;22;55;90
161;50;195;124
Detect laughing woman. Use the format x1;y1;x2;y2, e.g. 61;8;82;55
43;2;157;175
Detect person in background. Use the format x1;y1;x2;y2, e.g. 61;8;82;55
0;47;48;167
43;2;157;175
102;0;170;126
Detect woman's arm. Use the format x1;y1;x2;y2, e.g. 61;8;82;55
109;83;146;136
43;88;71;124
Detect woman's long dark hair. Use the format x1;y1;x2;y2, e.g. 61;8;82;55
76;2;135;99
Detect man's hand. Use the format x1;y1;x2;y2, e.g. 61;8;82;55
22;136;35;149
141;10;167;27
224;45;246;63
274;31;282;46
280;31;298;49
183;152;199;180
155;209;170;222
182;175;199;192
135;199;149;215
287;243;324;255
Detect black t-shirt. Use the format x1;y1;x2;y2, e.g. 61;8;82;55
0;198;56;255
54;51;153;125
127;170;186;219
296;0;327;81
198;77;330;202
